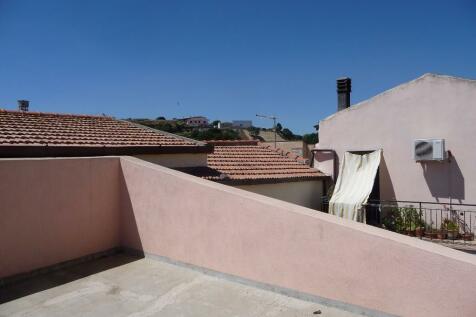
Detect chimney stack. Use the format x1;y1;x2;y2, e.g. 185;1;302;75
18;100;29;112
337;77;351;111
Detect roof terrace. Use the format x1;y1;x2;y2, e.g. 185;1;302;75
1;253;360;317
1;156;476;316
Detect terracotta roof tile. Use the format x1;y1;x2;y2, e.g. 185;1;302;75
0;109;210;156
184;141;328;184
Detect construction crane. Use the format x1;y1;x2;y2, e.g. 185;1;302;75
256;114;278;148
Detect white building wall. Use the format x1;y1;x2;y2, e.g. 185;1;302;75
235;180;324;210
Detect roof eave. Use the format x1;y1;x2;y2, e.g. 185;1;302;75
319;73;476;124
0;144;214;158
216;175;330;186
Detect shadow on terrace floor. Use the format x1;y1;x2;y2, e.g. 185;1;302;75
0;251;142;304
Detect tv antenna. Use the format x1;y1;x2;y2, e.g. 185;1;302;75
256;114;278;148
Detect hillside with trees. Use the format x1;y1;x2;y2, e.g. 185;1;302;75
127;117;240;140
127;117;318;144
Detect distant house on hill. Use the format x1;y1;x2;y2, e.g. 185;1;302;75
219;121;233;129
0;104;212;168
179;140;329;209
182;116;209;127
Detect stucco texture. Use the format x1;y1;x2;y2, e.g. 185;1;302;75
120;156;476;317
0;157;121;278
1;156;476;317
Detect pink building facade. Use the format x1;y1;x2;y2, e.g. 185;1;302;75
316;74;476;207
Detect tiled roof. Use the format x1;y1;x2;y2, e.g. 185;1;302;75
0;109;211;157
180;140;328;184
204;140;259;146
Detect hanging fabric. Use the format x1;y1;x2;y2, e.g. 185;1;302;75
329;149;382;223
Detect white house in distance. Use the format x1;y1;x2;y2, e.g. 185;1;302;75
315;74;476;211
183;116;209;127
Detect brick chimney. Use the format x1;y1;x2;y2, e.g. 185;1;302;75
337;77;351;111
18;100;29;112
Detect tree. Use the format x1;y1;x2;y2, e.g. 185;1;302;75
211;120;221;127
276;122;283;132
159;122;173;132
247;126;260;136
178;127;240;141
303;133;319;144
281;128;294;140
156;116;166;120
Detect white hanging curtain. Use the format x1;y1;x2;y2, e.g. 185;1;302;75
329;149;382;223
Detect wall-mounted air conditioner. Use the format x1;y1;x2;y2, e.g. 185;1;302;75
414;139;446;161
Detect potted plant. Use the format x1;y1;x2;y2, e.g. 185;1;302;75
401;206;424;237
425;230;437;239
442;219;459;240
382;206;428;238
382;207;403;233
437;228;447;240
415;225;425;237
462;232;474;241
422;222;435;239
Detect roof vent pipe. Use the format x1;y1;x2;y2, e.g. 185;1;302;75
18;100;29;112
337;77;351;111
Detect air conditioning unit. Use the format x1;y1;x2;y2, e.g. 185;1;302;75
414;139;446;161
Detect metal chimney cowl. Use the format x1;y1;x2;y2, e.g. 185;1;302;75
337;77;351;111
18;100;29;112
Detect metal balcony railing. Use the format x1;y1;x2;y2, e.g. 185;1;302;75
321;197;476;242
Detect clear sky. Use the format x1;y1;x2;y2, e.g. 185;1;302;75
1;0;475;134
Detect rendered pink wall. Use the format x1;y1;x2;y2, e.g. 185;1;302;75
317;74;476;207
120;156;476;317
0;157;121;278
2;156;476;316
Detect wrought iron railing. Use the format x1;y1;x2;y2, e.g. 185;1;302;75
321;198;476;242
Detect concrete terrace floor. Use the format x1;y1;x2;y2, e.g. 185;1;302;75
0;254;361;317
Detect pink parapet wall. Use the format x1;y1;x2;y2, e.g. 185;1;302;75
1;156;476;317
0;157;122;278
120;156;476;317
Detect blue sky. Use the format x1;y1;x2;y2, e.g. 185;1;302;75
0;0;475;134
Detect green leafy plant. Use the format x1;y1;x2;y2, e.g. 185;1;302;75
441;218;459;232
303;133;319;144
382;206;425;233
401;207;425;231
381;207;401;232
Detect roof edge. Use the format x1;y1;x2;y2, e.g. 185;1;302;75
0;144;213;158
0;108;114;119
207;140;259;146
258;143;310;166
320;73;476;123
125;120;212;151
217;175;331;186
